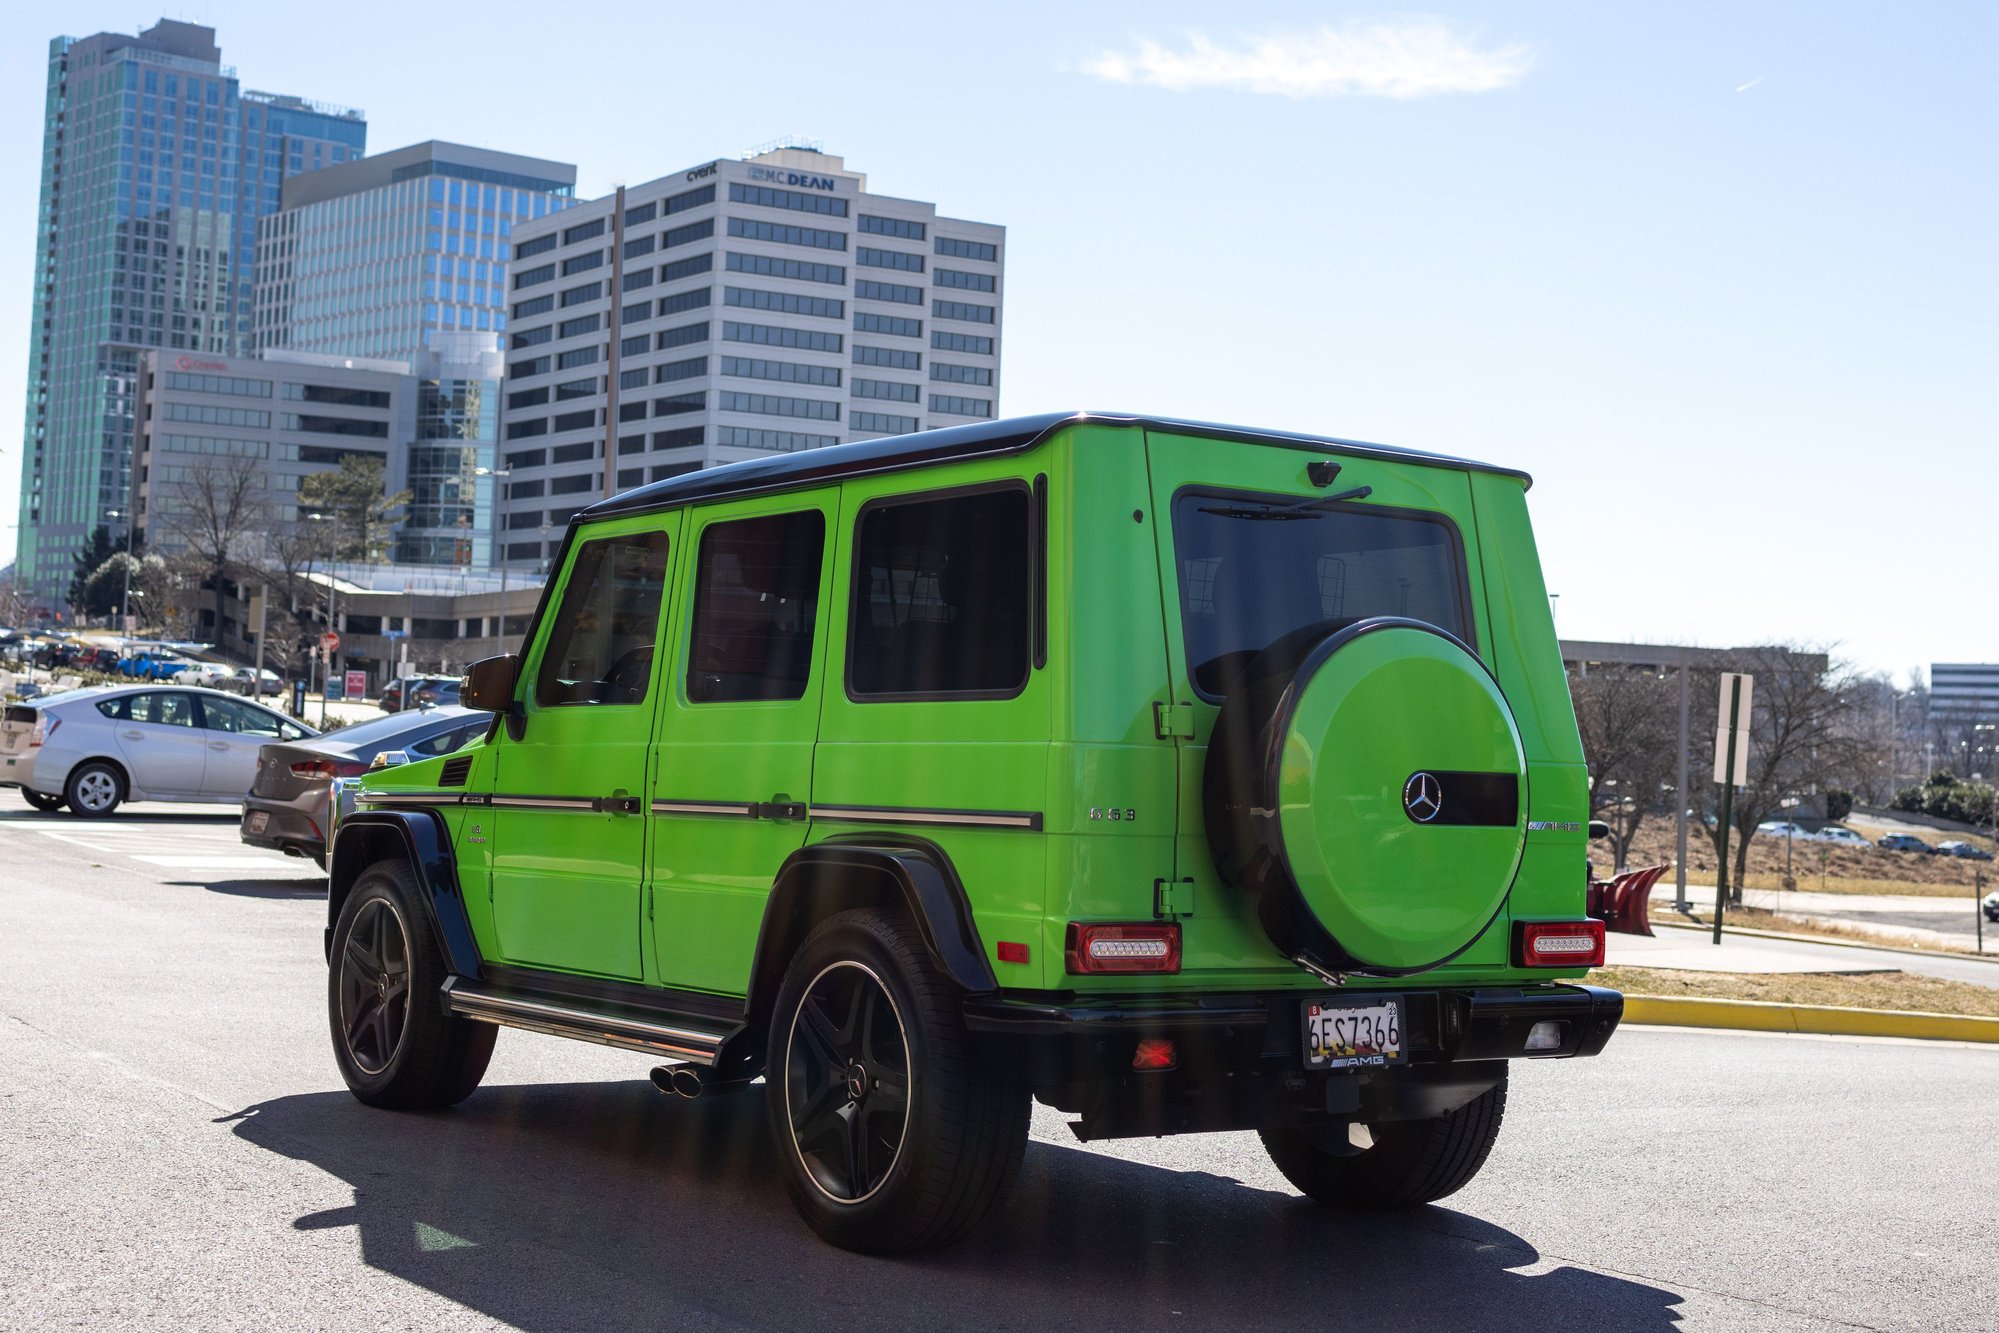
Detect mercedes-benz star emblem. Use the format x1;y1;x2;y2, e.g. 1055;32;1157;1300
1403;772;1443;823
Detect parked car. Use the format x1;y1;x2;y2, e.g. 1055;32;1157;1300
327;410;1626;1254
1757;820;1813;840
1935;840;1995;861
1984;889;1999;924
380;674;455;712
1810;826;1872;849
409;677;462;708
174;661;234;688
242;705;487;866
230;666;285;697
1877;833;1933;853
1;684;316;816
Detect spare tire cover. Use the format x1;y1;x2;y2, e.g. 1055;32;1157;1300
1204;618;1527;974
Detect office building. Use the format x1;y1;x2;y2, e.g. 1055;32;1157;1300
14;18;365;606
253;140;576;565
494;143;1004;568
254;140;576;360
1930;664;1999;720
135;343;502;579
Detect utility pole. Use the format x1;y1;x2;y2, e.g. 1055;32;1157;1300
1675;650;1691;912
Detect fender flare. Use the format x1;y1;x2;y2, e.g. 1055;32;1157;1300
746;836;998;1027
326;809;483;979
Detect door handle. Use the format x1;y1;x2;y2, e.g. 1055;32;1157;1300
120;730;143;740
209;741;231;751
753;798;808;821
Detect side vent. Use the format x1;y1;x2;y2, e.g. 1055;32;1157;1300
438;755;474;788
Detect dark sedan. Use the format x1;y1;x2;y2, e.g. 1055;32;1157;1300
240;705;488;866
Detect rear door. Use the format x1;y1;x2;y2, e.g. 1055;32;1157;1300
108;690;210;795
649;491;837;994
1141;429;1494;969
486;516;680;979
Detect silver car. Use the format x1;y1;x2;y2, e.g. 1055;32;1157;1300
1;684;316;816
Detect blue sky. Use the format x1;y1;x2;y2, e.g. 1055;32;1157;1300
3;2;1992;678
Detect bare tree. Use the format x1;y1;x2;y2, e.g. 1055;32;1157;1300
1685;643;1866;900
156;455;271;649
1569;664;1678;871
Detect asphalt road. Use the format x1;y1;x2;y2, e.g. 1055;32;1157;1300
3;801;1995;1331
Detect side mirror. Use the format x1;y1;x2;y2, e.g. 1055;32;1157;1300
1587;820;1613;841
461;654;519;713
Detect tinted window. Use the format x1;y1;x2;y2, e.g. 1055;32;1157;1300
1171;490;1469;699
687;511;826;703
535;532;671;706
849;488;1030;699
409;721;487;757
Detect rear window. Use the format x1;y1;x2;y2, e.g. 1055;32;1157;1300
1171;489;1471;699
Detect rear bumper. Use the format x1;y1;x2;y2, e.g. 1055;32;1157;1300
240;796;327;862
964;983;1623;1140
966;983;1621;1061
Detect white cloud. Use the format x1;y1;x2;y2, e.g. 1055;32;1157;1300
1082;20;1533;100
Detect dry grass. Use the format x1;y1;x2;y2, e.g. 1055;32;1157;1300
1653;903;1982;953
1591;964;1999;1018
1616;819;1994;899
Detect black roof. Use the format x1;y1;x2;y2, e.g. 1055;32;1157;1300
581;411;1530;520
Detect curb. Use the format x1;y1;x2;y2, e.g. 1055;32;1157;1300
1623;994;1999;1043
1647;915;1998;963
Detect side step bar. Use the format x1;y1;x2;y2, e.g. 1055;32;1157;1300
442;976;741;1067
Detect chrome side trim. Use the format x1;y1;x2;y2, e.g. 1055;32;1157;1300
651;799;759;818
487;795;599;811
355;790;463;807
441;978;728;1066
811;804;1043;831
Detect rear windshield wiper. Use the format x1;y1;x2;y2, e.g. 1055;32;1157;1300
1198;485;1373;521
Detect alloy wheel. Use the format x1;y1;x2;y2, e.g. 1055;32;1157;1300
783;961;912;1204
338;897;412;1075
72;769;119;813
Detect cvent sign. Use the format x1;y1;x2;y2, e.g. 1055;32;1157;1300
747;164;838;192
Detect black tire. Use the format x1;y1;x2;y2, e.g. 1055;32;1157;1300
21;790;65;813
328;859;494;1110
64;760;124;818
765;908;1029;1254
1260;1074;1507;1209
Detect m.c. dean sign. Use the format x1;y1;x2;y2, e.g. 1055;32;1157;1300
746;164;838;192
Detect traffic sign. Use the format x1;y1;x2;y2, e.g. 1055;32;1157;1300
1712;673;1753;785
320;631;340;653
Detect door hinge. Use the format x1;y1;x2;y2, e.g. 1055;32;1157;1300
1154;877;1195;919
1153;700;1195;740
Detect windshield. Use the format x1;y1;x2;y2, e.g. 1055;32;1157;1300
1170;489;1471;698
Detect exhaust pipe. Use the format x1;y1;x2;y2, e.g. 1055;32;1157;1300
650;1065;755;1099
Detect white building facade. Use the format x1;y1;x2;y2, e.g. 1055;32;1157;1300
494;146;1004;568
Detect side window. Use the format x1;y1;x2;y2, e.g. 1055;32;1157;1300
96;696;130;720
849;487;1030;699
129;692;197;727
409;722;485;757
687;510;826;703
199;695;285;737
535;530;671;707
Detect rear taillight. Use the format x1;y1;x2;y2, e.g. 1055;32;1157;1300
290;759;369;780
1515;920;1606;968
29;715;57;747
1065;923;1182;974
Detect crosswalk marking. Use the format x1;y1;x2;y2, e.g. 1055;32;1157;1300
3;816;320;876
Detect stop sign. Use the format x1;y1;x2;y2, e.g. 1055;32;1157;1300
320;632;340;653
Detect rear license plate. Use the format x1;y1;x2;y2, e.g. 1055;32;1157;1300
1302;996;1406;1070
245;811;270;834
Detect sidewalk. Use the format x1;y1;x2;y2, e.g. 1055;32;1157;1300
1648;880;1987;953
1606;929;1888;976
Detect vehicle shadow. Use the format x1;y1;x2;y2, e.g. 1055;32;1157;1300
224;1080;1683;1331
171;877;325;899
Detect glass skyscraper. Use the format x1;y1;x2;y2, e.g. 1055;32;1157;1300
14;19;365;606
253;141;576;567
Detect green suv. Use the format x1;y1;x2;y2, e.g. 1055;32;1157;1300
326;411;1620;1253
